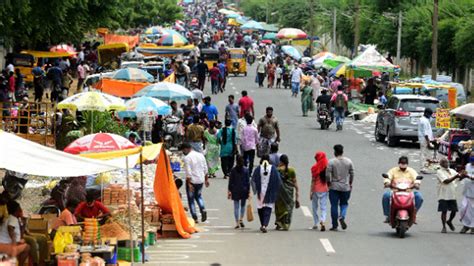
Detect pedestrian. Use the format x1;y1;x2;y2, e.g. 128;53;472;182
290;63;303;97
61;69;73;101
378;91;387;106
228;155;250;229
418;108;435;174
301;79;314;117
238;90;255;118
218;59;227;92
330;85;348;131
256;56;266;88
209;63;221;94
310;151;329;231
77;61;86;92
33;73;44;102
185;115;205;153
459;154;474;234
268;142;282;167
436;158;462;233
7;71;15;102
252;155;281;233
14;68;24;98
202;96;219;121
276;64;283;89
204;120;220;178
240;114;259;174
267;60;276;88
181;143;209;223
217;119;237;179
195;58;209;91
326;144;354;231
225;95;239;128
275;154;299;230
361;78;378;105
257;106;280;157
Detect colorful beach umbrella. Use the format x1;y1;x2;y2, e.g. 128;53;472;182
118;96;171;118
134;82;194;101
241;20;264;31
277;28;307;39
156;29;189;47
58;91;125;112
64;133;136;154
263;32;277;40
281;45;302;60
144;26;164;35
111;68;154;82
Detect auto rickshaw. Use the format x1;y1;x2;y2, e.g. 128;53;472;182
227;48;247;76
201;49;219;70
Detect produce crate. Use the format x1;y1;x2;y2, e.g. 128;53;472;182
117;247;141;262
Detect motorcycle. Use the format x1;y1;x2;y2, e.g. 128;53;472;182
163;116;182;149
317;104;332;130
382;173;423;238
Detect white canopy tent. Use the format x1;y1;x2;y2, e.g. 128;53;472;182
0;131;129;177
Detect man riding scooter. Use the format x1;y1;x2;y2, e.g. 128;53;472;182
382;156;424;223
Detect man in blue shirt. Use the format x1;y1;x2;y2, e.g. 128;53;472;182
201;96;218;121
217;60;227;92
225;94;239;128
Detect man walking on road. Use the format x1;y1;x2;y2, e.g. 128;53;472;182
182;143;209;223
209;63;221;95
330;86;348;131
326;144;354;231
257;106;280;157
195;59;208;91
418;108;435;173
238;90;254;118
225;95;239;128
290;63;303;97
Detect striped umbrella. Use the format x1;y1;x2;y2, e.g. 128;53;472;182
118;96;171;118
64;133;136;154
277;28;307;39
111;68;154;82
156;29;189;47
58;91;125;112
134;82;194;101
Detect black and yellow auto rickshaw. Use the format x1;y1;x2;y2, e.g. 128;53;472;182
201;49;219;70
227;48;247;76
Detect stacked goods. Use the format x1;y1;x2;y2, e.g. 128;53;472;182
100;222;130;241
83;218;100;244
103;185;133;205
79;253;105;266
112;205;154;237
57;253;80;266
160;213;178;238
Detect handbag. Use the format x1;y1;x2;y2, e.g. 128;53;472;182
246;202;254;222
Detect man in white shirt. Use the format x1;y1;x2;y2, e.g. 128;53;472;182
418;108;434;173
182;143;209;223
291;63;303;97
436;158;462;233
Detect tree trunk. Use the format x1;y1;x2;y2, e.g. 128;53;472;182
431;0;439;80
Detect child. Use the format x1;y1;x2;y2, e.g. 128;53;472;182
436;158;461;233
276;64;283;89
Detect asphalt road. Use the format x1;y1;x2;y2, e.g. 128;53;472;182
148;65;473;265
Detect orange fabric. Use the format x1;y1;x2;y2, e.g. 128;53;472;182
104;34;139;48
448;87;457;108
96;79;149;98
153;146;196;238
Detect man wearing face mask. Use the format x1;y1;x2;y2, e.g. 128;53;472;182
382;156;424;223
418;108;435;173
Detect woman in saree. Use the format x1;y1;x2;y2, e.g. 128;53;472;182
275;154;300;230
204;120;220;178
301;80;314;117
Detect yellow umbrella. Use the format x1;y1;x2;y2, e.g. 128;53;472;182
58;91;125;111
228;18;241;26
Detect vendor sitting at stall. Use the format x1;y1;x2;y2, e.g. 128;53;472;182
0;201;30;266
51;199;79;238
74;193;111;223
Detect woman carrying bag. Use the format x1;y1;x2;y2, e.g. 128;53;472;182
228;155;251;229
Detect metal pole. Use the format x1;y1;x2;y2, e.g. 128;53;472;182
353;0;360;57
396;10;402;65
431;0;439;80
140;151;145;264
125;156;134;265
332;7;337;54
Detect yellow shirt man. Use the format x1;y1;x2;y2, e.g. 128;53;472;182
384;166;421;186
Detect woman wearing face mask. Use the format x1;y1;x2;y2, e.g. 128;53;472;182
251;155;281;233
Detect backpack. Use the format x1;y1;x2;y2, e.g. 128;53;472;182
334;93;346;108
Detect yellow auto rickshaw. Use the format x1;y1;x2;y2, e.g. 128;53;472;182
201;49;220;70
227;48;247;76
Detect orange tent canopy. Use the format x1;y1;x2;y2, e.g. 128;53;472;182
104;33;139;48
95;79;149;98
154;145;196;238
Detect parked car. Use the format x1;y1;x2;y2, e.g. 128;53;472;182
375;94;440;146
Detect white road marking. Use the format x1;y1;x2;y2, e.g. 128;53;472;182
206;208;220;211
232;86;236;90
147;261;209;264
147;250;217;254
198;232;235;236
156;244;198;248
320;238;336;253
149;254;189;260
203;225;232;228
207;217;219;220
301;205;313;217
161;240;224;243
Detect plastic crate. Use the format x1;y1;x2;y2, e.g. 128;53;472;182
117;247;141;262
148;232;156;246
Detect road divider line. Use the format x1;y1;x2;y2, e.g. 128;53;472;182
161;240;224;243
147;261;209;264
147;250;217;254
198;232;235;236
320;239;336;253
203;225;232;228
301;206;313;217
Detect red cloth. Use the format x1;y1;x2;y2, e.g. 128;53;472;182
238;96;254;118
74;201;110;218
209;67;220;80
8;76;15;92
311;151;329;193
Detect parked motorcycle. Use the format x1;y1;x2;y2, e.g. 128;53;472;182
163;116;182;149
317;104;332;130
382;173;423;238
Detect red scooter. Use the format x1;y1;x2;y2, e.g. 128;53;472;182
382;174;423;238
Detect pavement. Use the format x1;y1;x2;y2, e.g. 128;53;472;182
146;65;473;265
